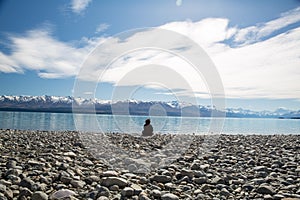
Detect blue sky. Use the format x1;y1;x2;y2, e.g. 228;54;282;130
0;0;300;111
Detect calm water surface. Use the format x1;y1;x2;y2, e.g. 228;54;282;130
0;111;299;134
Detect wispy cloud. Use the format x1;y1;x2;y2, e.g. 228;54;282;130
70;0;92;14
234;7;300;44
0;28;95;78
0;7;300;100
95;23;110;34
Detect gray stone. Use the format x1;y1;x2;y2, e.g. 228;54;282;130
109;185;119;191
4;188;13;199
193;177;207;184
97;197;109;200
139;177;148;184
273;194;285;200
60;176;72;184
85;175;100;184
131;184;142;195
50;189;76;199
161;193;179;200
121;187;134;197
63;151;77;158
70;180;85;188
28;160;45;167
101;177;128;188
128;164;137;172
19;177;35;190
200;164;210;170
263;194;273;200
257;184;275;195
6;160;17;168
19;188;32;197
180;169;194;179
150;189;161;198
150;175;172;183
191;163;201;170
0;184;6;193
102;171;118;177
83;159;93;166
211;176;225;184
254;166;268;172
96;186;110;197
220;188;231;197
139;192;151;200
32;191;48;200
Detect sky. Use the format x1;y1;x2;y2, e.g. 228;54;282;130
0;0;300;111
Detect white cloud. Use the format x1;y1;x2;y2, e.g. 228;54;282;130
234;6;300;44
95;23;110;33
0;7;300;100
70;0;92;14
0;29;96;78
176;0;182;7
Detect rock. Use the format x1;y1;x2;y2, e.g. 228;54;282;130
96;186;110;197
63;152;77;158
257;184;275;195
6;160;17;168
70;180;85;188
264;194;273;200
191;163;201;170
101;177;128;188
131;184;142;195
28;159;45;167
19;188;32;197
32;191;48;200
121;187;134;197
19;177;35;190
102;171;118;177
85;175;100;184
150;189;161;198
139;177;148;184
161;193;179;200
109;185;119;191
4;188;13;199
211;176;225;184
50;189;76;199
60;176;72;184
254;166;268;172
243;183;255;191
200;164;210;170
83;159;93;166
0;184;6;193
220;188;231;197
97;197;109;200
150;175;172;183
273;194;285;200
193;177;207;184
180;169;194;179
139;192;151;200
128;164;138;172
0;194;8;200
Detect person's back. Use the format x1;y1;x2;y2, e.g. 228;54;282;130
142;119;153;136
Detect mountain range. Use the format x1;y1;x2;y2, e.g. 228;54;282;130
0;95;299;119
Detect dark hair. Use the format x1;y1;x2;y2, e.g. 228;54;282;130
144;119;151;126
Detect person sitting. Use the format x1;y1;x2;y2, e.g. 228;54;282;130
142;118;153;136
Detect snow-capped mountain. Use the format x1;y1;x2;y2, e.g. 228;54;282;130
0;95;299;118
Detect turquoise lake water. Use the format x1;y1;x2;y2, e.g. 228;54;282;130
0;111;299;134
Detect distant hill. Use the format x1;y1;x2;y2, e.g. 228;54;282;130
0;95;299;118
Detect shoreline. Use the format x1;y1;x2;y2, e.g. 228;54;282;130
0;129;299;199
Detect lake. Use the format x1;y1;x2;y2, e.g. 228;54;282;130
0;111;299;134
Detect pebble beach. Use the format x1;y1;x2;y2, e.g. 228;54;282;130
0;129;299;200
